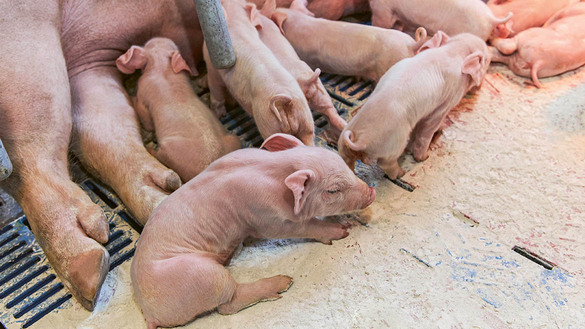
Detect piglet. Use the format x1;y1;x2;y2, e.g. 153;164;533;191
490;2;585;88
338;33;490;179
204;0;315;145
271;0;428;82
131;133;376;329
487;0;578;38
248;0;369;20
369;0;512;41
116;38;241;182
252;7;346;139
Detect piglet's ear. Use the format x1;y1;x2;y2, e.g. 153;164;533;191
261;133;304;151
272;11;288;34
417;31;449;54
462;51;485;88
285;169;315;216
171;50;194;75
245;3;263;30
299;68;323;96
116;46;147;74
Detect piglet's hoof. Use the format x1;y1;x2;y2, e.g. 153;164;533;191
68;246;110;310
317;222;350;245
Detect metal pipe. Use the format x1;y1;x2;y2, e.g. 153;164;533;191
0;138;12;181
193;0;236;69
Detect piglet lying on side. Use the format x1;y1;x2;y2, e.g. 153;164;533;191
116;38;241;182
271;0;427;82
204;0;315;145
490;2;585;88
248;0;369;20
253;6;347;138
369;0;512;41
338;33;490;179
487;0;578;38
132;133;376;329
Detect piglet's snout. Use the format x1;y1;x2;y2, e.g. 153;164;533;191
363;186;376;208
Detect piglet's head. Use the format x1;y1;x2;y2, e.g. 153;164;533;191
262;133;376;221
115;37;196;76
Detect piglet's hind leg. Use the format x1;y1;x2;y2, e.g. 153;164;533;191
217;275;293;315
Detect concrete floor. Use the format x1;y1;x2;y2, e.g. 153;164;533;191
9;63;585;328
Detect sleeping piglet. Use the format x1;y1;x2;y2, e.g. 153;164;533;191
270;0;428;82
204;0;315;145
490;2;585;88
338;33;490;179
131;133;376;329
369;0;512;41
487;0;578;38
252;6;347;139
116;38;241;182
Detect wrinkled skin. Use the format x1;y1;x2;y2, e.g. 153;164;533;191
247;0;370;20
253;9;347;140
487;0;578;38
132;134;375;329
115;38;241;182
369;0;512;41
338;33;490;179
490;2;585;88
270;0;428;82
205;0;315;145
0;0;204;310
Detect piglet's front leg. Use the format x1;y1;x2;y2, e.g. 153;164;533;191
258;218;350;245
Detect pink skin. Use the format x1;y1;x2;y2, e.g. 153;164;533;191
338;33;490;179
0;0;204;310
132;133;375;329
487;0;578;39
270;0;428;82
115;38;241;183
253;10;347;140
369;0;513;41
490;2;585;88
247;0;370;20
204;0;315;146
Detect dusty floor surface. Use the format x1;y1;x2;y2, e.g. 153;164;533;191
32;64;585;328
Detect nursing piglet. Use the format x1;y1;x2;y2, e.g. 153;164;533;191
204;0;314;145
116;38;241;182
253;8;346;138
338;33;490;179
271;0;427;82
369;0;512;41
490;2;585;88
132;133;376;329
487;0;578;38
248;0;369;20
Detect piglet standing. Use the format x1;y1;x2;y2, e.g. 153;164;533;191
490;2;585;88
116;38;241;182
270;0;427;82
338;33;490;179
487;0;578;38
369;0;512;41
131;133;376;329
204;0;315;145
252;6;346;139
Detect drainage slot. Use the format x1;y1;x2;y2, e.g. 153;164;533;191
358;89;372;101
0;224;13;235
22;293;71;328
117;210;142;234
512;246;555;270
0;240;25;260
84;181;117;209
0;248;33;274
110;249;135;270
328;92;354;107
107;238;132;257
384;175;416;192
0;257;41;286
0;265;49;299
0;233;18;248
105;230;124;247
14;282;64;318
348;81;371;96
6;274;56;309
